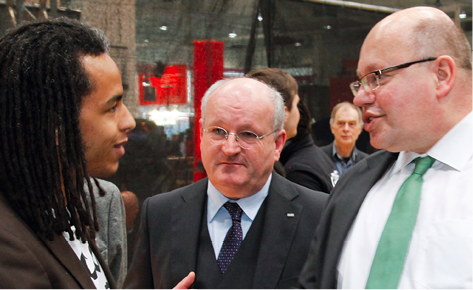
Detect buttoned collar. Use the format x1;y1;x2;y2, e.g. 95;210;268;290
207;174;272;223
391;112;472;176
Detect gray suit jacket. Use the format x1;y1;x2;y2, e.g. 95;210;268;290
87;178;128;288
124;173;328;289
299;150;398;289
0;193;116;288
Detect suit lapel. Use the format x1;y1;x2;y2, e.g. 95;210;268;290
170;179;208;284
253;174;302;289
331;150;398;225
320;150;398;288
42;235;97;289
89;238;117;289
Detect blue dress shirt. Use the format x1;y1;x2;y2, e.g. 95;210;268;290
207;174;271;258
332;143;358;176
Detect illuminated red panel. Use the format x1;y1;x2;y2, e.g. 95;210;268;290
139;65;187;105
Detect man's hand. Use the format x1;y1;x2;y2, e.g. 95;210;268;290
173;272;195;289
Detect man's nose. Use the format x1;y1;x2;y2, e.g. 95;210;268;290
120;105;136;132
353;86;375;107
221;133;242;155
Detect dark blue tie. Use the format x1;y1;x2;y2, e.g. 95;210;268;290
217;202;243;274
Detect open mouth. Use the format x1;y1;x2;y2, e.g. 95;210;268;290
364;113;384;124
114;140;128;154
364;116;374;123
363;114;385;131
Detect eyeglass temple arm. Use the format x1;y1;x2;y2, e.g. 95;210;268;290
374;57;438;76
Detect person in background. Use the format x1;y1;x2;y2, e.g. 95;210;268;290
247;68;301;141
0;18;136;288
124;77;328;288
321;102;368;185
248;68;334;193
121;191;140;234
299;6;472;289
121;190;140;270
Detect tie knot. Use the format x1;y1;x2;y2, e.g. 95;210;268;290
413;156;436;176
223;202;243;222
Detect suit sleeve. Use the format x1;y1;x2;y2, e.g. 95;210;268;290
298;233;320;289
106;185;128;288
123;198;154;289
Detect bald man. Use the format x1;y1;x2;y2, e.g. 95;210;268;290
300;7;472;289
125;77;328;288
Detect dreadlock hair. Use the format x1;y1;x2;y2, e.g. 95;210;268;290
0;17;110;242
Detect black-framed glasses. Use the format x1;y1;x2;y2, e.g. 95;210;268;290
203;126;277;149
349;57;437;97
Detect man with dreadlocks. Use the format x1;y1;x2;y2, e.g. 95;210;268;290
0;18;138;288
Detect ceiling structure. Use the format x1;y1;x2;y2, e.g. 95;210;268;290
1;0;471;120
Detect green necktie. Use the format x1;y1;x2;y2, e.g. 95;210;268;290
366;156;436;289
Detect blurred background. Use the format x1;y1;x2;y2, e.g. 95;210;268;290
1;0;471;264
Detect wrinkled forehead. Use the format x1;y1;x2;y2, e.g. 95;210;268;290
336;106;359;120
205;79;275;128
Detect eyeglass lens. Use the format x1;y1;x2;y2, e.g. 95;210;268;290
350;72;380;96
205;127;259;148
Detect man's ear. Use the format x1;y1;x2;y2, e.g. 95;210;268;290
435;55;456;99
274;129;287;162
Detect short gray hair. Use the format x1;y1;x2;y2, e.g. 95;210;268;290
201;77;285;131
330;102;364;128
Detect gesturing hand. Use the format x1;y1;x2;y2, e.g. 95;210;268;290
173;272;195;289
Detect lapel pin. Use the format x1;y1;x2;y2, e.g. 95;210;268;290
330;170;339;186
286;213;295;217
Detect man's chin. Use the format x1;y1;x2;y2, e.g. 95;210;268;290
87;163;119;179
340;139;356;148
211;173;249;189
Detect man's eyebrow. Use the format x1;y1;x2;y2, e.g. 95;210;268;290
106;95;123;105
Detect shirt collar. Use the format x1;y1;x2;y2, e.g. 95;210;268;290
332;142;357;162
207;173;272;222
392;112;472;175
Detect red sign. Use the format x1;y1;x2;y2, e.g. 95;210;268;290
139;65;187;105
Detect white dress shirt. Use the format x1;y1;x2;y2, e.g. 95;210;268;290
338;113;472;289
207;174;271;258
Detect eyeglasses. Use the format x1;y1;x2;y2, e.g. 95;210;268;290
203;126;277;149
349;57;437;97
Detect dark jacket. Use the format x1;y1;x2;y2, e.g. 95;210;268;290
124;173;328;289
299;150;398;289
0;193;116;288
280;134;335;193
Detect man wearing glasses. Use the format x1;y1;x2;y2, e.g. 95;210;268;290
300;6;472;289
125;77;328;288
